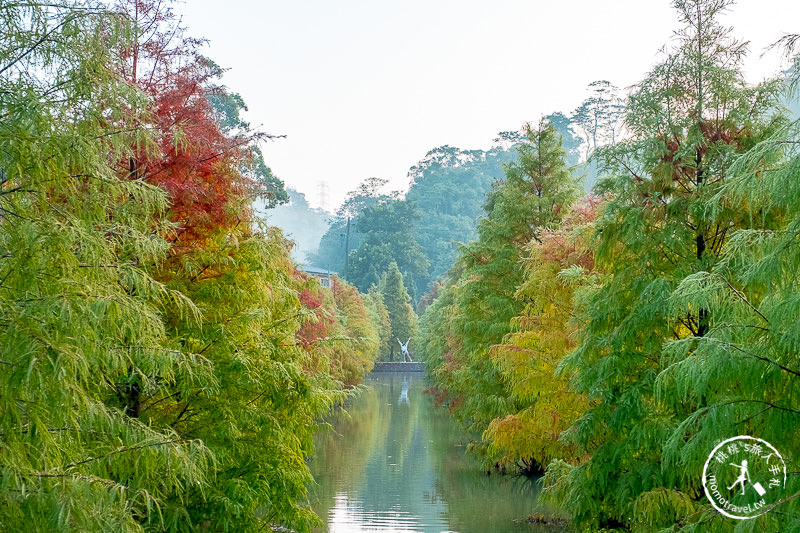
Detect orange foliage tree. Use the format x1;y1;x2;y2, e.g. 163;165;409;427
485;196;599;475
114;0;278;247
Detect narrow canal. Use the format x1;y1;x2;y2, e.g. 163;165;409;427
308;372;567;533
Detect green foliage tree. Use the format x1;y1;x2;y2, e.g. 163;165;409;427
405;141;521;291
571;80;626;159
379;262;419;361
546;1;787;529
311;141;522;298
421;121;581;436
545;112;583;167
330;277;380;384
309;177;393;274
347;200;429;294
146;225;333;531
338;177;396;219
0;3;211;529
414;281;460;374
485;196;599;476
364;285;392;359
643;121;800;533
567;80;627;190
294;273;383;386
0;1;367;530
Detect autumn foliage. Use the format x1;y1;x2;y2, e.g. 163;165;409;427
115;0;266;247
485;196;599;474
0;1;383;531
294;273;380;386
295;271;337;349
419;2;800;532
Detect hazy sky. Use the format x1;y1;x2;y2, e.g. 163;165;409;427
177;0;799;212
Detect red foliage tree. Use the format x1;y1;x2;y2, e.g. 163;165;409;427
114;0;264;247
294;271;336;349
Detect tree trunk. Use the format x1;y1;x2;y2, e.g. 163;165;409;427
696;148;709;337
122;378;141;419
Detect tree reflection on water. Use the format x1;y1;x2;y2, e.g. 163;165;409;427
308;372;566;533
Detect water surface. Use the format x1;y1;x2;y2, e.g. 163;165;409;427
308;372;567;533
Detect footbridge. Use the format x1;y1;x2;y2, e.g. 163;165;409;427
371;361;426;372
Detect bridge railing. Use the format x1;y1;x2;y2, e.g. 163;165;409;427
371;362;426;372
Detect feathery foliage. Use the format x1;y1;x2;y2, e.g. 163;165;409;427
420;120;580;437
0;2;211;530
379;262;419;361
485;196;599;476
649;117;800;532
0;2;378;530
548;1;788;529
330;277;379;384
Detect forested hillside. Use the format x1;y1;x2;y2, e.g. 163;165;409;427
310;142;520;299
310;86;624;304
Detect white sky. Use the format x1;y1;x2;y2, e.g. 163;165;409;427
177;0;799;212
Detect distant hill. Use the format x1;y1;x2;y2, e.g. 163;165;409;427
256;189;331;264
304;98;614;300
405;139;521;289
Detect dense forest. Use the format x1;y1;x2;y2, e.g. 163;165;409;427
415;1;800;531
307;82;624;304
3;0;800;532
0;1;391;530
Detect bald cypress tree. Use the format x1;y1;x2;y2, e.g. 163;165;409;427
547;1;787;529
365;286;392;362
0;3;338;530
485;196;598;476
0;3;211;529
419;121;580;436
452;121;580;430
647;82;800;529
379;262;418;361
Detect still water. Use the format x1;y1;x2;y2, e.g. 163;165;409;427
308;372;567;533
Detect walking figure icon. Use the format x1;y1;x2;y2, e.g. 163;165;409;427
728;460;767;497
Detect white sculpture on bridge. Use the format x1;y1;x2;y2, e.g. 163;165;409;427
397;338;412;362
